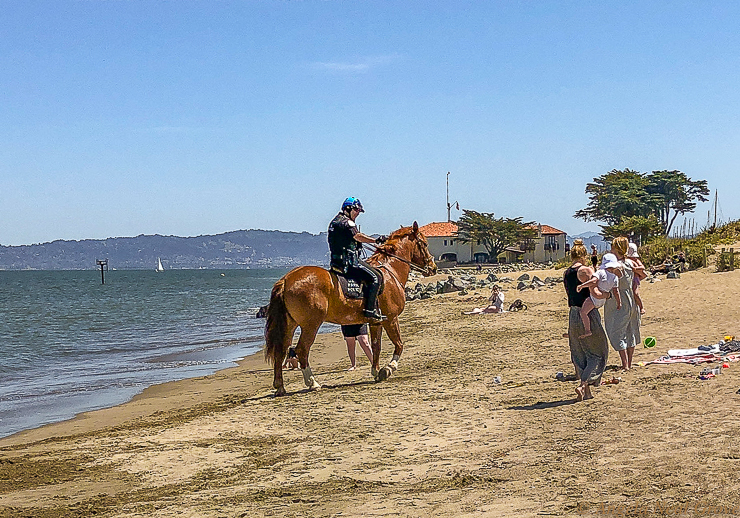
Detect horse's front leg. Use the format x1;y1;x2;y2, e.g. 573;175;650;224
295;324;322;391
376;317;403;382
369;323;383;379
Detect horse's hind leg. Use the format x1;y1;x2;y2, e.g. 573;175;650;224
376;317;403;382
295;324;322;391
273;321;298;396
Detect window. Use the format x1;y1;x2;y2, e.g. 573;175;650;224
544;235;559;251
522;238;536;251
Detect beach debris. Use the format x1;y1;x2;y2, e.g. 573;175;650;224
493;376;502;384
508;299;527;312
700;367;722;376
601;377;622;385
555;372;578;382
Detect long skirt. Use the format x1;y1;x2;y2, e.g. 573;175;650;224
568;306;609;386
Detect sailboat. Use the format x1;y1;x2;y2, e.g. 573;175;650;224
156;257;165;272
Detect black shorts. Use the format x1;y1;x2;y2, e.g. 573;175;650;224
341;324;368;338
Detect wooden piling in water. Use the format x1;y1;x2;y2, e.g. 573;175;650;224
96;259;109;284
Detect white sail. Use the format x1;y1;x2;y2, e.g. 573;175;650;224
156;257;164;272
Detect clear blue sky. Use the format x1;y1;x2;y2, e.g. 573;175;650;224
2;1;738;246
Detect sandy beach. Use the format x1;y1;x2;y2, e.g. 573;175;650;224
1;264;740;517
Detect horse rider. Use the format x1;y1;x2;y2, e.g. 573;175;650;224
328;197;387;321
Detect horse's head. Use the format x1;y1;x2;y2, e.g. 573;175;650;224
376;222;437;276
409;221;437;276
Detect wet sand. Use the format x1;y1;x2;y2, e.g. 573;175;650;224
1;266;739;517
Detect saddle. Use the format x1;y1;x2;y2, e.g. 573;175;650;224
330;265;385;300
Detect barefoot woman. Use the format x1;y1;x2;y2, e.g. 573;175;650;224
563;239;609;401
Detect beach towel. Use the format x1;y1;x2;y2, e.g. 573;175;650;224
644;354;716;366
668;344;720;357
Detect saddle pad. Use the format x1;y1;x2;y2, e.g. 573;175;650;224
337;274;364;299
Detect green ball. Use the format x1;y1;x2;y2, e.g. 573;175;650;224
644;336;656;348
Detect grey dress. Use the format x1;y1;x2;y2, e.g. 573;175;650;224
603;259;641;351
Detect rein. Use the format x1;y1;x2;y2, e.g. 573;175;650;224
364;243;430;275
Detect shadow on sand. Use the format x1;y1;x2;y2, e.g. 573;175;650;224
508;399;577;410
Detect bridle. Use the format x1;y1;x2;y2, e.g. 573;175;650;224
364;243;433;275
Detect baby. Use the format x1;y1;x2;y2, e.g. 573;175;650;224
626;242;646;314
576;253;622;338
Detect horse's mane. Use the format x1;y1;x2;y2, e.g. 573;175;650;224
370;225;416;260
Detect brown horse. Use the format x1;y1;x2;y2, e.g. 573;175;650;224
264;221;437;396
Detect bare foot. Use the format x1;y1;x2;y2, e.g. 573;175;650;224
575;386;585;402
640;308;646;315
347;366;356;371
579;331;593;339
584;388;594;400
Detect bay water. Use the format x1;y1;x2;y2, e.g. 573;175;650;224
0;268;332;438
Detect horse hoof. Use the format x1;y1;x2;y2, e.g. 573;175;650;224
309;383;321;391
376;366;391;382
275;387;287;397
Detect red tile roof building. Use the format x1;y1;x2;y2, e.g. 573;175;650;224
420;221;567;264
418;221;458;238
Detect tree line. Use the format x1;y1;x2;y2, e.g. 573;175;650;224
453;169;708;260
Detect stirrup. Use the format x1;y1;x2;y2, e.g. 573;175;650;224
363;309;387;322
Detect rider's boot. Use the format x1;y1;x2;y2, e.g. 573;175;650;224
363;282;386;321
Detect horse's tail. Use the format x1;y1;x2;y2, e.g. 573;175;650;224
264;278;290;366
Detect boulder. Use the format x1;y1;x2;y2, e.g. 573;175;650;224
517;273;530;281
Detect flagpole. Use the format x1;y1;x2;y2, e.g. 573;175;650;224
446;171;458;222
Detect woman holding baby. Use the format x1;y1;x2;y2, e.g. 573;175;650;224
603;236;645;371
563;239;609;401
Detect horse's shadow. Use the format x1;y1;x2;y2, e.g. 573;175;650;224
508;399;577;410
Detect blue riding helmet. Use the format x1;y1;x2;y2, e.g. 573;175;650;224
342;197;364;212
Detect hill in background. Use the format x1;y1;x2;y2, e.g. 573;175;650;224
567;231;608;251
0;230;330;270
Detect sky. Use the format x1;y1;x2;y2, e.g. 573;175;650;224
2;1;739;246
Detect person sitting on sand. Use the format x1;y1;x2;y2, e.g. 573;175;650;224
283;346;299;370
463;285;505;314
650;257;674;275
576;253;622;339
